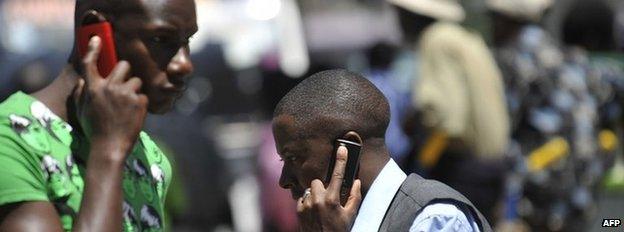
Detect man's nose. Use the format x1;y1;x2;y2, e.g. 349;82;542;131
167;47;193;79
279;167;294;189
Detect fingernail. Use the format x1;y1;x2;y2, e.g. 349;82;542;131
338;145;347;154
89;36;101;48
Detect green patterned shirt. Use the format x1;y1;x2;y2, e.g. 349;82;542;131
0;92;171;231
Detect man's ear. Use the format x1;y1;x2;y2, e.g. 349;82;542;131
342;131;363;144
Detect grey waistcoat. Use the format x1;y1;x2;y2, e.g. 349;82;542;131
378;174;493;232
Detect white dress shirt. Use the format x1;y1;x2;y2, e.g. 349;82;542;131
350;159;480;232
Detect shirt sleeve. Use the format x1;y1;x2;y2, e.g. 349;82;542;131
416;24;469;137
409;203;480;232
0;135;49;206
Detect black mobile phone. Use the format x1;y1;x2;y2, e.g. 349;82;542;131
325;139;362;203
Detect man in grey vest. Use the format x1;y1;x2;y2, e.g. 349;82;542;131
272;69;492;231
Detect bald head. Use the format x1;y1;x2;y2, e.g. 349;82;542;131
274;69;390;143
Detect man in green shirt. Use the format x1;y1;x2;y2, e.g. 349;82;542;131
0;0;197;231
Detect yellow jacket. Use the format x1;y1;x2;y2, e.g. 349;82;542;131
415;22;510;158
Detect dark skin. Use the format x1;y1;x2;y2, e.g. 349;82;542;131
273;115;389;231
0;0;197;231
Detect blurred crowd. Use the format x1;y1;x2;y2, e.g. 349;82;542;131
1;0;624;231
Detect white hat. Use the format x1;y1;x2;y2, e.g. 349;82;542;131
388;0;465;22
486;0;554;22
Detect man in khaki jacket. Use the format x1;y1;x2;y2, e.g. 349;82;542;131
391;0;509;222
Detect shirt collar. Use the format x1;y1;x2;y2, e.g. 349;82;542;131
351;159;407;232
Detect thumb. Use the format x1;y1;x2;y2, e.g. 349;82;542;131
344;179;362;213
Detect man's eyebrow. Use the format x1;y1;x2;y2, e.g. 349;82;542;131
144;21;178;32
145;21;197;39
278;148;289;156
279;146;299;157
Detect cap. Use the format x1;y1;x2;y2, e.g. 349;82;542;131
486;0;554;22
388;0;465;22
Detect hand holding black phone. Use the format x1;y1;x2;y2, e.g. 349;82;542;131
297;138;362;232
325;139;362;205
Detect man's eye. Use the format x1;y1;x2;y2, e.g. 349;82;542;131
150;36;176;45
280;156;297;162
151;36;163;43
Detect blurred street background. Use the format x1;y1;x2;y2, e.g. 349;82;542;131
1;0;624;231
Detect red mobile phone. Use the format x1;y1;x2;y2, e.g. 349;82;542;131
77;10;118;77
325;139;362;204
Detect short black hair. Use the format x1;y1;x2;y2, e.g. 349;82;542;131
74;0;127;25
274;69;390;141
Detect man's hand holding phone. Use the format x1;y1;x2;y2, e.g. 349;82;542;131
74;36;147;163
297;145;363;232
